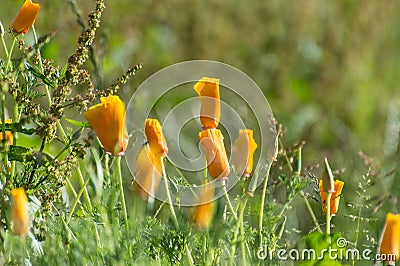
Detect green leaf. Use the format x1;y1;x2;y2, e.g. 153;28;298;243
24;62;57;88
65;118;91;128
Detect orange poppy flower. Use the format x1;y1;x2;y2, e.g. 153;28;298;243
232;129;258;177
319;179;344;215
11;0;40;35
191;184;215;229
11;188;29;236
145;119;168;157
84;95;129;156
131;145;163;200
378;213;400;263
194;77;220;129
0;119;13;146
199;128;230;179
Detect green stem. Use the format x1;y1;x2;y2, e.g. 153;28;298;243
0;33;8;57
326;192;332;235
1;93;7;181
66;177;91;224
116;156;128;229
10;94;19;179
160;157;178;227
229;196;248;266
300;190;323;234
222;180;238;220
5;36;16;72
160;157;194;266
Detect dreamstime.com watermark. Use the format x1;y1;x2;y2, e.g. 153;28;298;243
257;237;396;262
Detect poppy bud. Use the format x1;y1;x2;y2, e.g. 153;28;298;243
199;128;230;179
378;213;400;263
194;77;220;129
232;129;258;177
319;179;344;215
11;188;29;236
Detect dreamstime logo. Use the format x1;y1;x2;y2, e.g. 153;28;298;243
125;60;276;206
257;237;396;262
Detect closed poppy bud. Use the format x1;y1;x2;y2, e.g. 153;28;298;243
194;77;220;129
11;188;29;236
319;179;344;215
131;145;163;200
232;129;258;177
191;184;215;229
11;0;40;35
84;95;129;156
145;119;168;157
378;213;400;263
0;119;13;146
199;128;230;179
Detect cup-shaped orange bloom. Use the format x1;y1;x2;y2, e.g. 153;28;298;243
11;188;29;236
199;128;230;179
84;95;129;156
191;184;215;229
145;119;168;157
11;0;40;35
0;119;13;146
194;77;220;129
319;179;344;215
232;129;258;177
378;213;400;263
132;145;163;200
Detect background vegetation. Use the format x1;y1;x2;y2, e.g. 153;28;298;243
0;0;399;265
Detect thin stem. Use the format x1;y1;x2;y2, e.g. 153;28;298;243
66;177;91;224
258;135;279;250
1;94;8;181
300;190;323;234
160;157;194;266
1;33;8;57
229;196;248;266
326;192;332;235
116;156;128;229
222;180;238;220
5;36;16;72
160;157;178;227
10;94;19;178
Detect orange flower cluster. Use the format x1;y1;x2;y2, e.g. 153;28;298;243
11;188;29;236
84;95;129;156
11;0;40;35
132;119;168;200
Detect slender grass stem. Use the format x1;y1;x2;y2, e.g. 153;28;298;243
116;156;128;229
5;37;16;72
0;33;8;57
300;190;323;233
229;196;248;266
222;180;238;220
66;177;91;224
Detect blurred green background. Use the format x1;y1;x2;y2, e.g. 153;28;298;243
2;0;399;159
1;0;399;256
